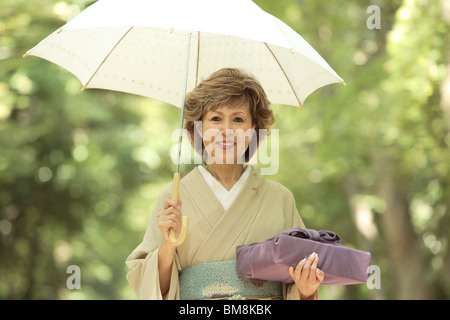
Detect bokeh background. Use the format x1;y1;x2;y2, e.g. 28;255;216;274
1;0;449;299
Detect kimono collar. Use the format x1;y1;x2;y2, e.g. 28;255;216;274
197;165;252;211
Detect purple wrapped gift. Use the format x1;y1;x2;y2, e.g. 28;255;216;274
236;227;371;285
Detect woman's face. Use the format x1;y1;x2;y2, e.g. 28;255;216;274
199;103;256;165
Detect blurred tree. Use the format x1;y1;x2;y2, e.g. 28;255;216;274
256;0;449;299
0;0;180;299
374;0;450;298
1;0;448;300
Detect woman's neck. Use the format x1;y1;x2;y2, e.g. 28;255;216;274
205;164;246;191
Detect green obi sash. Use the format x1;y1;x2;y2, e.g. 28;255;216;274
179;260;282;300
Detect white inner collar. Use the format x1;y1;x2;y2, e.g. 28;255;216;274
197;165;252;211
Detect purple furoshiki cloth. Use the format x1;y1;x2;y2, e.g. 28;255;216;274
236;227;371;285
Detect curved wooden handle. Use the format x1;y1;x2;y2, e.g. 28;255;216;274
169;172;188;246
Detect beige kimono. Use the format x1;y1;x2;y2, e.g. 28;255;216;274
126;165;316;300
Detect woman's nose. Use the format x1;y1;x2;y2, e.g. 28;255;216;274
219;126;235;137
219;119;235;132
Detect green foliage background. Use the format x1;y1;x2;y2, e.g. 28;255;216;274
1;0;449;299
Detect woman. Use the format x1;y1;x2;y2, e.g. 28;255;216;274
126;68;323;300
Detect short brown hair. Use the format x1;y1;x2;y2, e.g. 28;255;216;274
184;68;275;162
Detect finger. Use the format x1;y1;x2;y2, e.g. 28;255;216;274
291;257;306;283
160;218;178;229
316;268;325;283
169;199;178;208
159;211;181;225
162;223;178;241
295;257;307;274
308;254;319;282
158;207;182;226
301;252;316;282
163;199;174;210
289;258;305;282
159;221;177;241
289;266;295;281
160;212;181;224
301;252;314;271
162;206;182;219
162;217;183;238
161;211;182;227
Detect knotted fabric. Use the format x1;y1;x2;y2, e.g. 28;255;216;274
285;227;341;243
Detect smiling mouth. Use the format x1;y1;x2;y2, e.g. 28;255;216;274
216;140;236;150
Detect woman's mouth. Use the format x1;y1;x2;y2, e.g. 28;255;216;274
216;140;235;150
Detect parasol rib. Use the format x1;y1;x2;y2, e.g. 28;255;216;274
175;32;192;173
82;26;134;91
264;43;303;110
195;31;201;87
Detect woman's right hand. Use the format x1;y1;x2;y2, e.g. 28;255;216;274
157;198;182;243
157;198;182;297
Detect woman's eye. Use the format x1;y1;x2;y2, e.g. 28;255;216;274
211;116;221;121
234;117;243;122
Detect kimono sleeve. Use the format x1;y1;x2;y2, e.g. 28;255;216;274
282;188;306;230
125;183;182;300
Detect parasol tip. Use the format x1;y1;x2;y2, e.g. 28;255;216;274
299;101;303;111
341;81;347;87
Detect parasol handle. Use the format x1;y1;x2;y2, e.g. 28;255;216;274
169;172;188;246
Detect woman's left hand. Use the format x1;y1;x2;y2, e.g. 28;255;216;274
289;252;324;299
